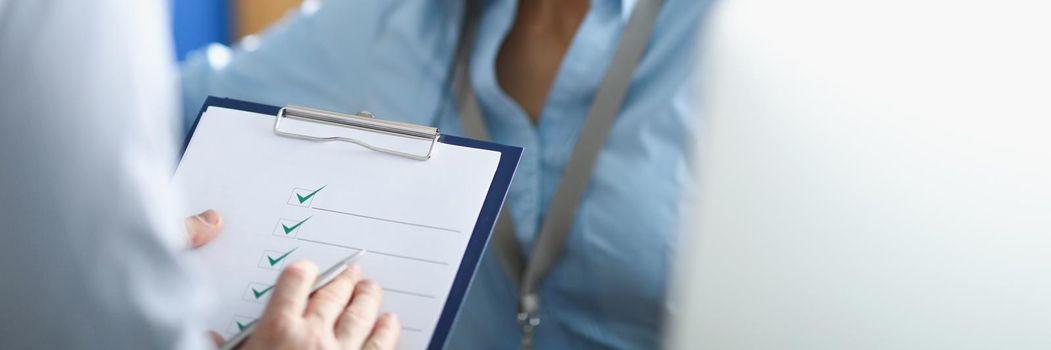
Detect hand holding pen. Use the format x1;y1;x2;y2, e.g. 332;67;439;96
221;250;401;350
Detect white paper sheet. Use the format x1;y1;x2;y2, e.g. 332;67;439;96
174;106;502;349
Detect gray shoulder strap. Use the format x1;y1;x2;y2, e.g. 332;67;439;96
457;0;663;313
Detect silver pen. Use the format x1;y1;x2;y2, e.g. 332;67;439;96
221;249;368;350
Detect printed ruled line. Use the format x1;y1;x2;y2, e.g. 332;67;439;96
311;206;460;233
295;238;449;266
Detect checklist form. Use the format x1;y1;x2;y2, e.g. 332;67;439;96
173;98;520;350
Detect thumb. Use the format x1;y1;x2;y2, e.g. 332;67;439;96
186;209;223;249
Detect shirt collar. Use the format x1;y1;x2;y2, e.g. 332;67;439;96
593;0;637;22
620;0;639;21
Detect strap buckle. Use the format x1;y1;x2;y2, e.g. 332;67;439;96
516;310;541;327
516;293;541;349
516;311;540;350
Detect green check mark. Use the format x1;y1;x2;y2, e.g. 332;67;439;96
235;320;255;332
296;185;326;204
281;217;311;235
267;248;297;266
251;285;274;299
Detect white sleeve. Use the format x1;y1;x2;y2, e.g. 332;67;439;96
0;0;210;349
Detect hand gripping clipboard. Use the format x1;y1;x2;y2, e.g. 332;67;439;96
180;96;522;350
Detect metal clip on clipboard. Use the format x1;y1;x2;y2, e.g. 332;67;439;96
274;104;440;161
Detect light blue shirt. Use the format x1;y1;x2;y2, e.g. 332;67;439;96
181;0;708;348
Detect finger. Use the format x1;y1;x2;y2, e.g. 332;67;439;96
206;330;224;348
185;209;223;248
261;260;318;323
336;279;384;348
362;313;401;350
304;264;362;326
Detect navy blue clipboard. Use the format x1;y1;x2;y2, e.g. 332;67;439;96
182;96;521;349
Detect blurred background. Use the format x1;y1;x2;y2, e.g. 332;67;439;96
172;0;304;60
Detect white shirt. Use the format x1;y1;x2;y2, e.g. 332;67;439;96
0;0;209;348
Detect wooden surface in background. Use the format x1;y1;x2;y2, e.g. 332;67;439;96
233;0;304;39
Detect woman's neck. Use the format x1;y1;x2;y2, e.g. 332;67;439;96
496;0;590;122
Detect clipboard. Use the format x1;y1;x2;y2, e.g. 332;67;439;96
179;96;522;350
